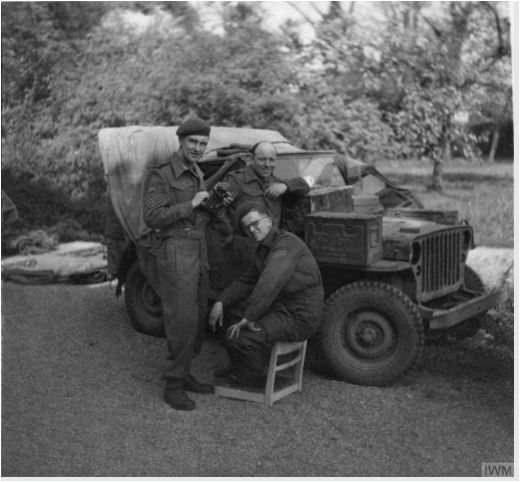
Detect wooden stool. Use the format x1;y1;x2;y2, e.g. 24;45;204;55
215;340;307;406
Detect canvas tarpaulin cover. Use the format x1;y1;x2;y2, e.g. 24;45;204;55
98;126;292;243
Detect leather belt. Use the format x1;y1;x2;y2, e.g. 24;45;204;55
162;227;204;240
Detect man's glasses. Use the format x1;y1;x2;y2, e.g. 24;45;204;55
242;216;269;232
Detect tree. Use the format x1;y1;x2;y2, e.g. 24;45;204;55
284;1;512;187
282;2;398;161
379;1;511;189
1;2;108;106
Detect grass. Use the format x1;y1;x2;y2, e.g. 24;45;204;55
378;160;514;248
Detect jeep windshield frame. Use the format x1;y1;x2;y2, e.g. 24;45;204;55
274;151;347;189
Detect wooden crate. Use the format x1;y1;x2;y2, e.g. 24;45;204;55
304;212;383;266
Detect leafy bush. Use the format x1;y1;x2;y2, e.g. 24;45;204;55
2;168;70;228
290;89;398;163
482;264;514;352
482;299;514;352
1;167;106;236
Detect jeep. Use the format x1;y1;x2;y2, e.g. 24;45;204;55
99;126;506;386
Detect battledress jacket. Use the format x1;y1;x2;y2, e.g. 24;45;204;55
223;166;310;229
141;151;212;288
218;228;324;342
142;152;209;236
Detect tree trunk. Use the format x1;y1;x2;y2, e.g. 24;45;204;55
488;128;499;163
431;135;449;191
431;155;444;191
442;134;452;162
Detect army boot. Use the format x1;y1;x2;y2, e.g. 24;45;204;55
163;385;196;411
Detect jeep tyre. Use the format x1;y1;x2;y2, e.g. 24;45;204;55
124;263;164;337
320;281;424;386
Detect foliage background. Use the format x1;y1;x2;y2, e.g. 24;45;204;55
1;1;513;236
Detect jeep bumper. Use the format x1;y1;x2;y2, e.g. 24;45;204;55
419;288;508;330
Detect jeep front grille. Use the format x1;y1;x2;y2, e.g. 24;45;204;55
415;227;471;302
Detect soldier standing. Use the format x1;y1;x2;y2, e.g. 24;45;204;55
142;116;214;411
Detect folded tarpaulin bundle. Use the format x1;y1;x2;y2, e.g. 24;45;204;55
1;241;108;285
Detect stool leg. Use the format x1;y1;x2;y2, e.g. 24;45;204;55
265;344;279;406
296;342;307;391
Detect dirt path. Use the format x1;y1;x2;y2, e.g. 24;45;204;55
1;281;514;477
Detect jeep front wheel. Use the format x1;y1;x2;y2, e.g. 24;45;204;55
124;263;164;337
320;281;424;386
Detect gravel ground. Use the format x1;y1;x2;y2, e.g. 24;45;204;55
1;281;514;477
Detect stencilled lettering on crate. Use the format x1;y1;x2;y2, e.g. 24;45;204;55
305;212;383;266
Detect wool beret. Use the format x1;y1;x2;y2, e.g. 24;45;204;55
176;116;211;137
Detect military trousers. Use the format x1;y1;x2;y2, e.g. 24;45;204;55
141;235;209;383
224;287;324;380
224;312;302;381
225;328;271;380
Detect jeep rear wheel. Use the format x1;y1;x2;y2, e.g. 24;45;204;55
124;263;164;337
320;281;424;386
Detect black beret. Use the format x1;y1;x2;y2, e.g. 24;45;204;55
176;116;211;137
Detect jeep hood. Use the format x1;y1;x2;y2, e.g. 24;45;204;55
382;217;473;261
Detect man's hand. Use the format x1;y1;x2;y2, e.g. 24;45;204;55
227;318;261;339
221;191;234;206
208;301;224;332
264;182;288;199
192;191;209;208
